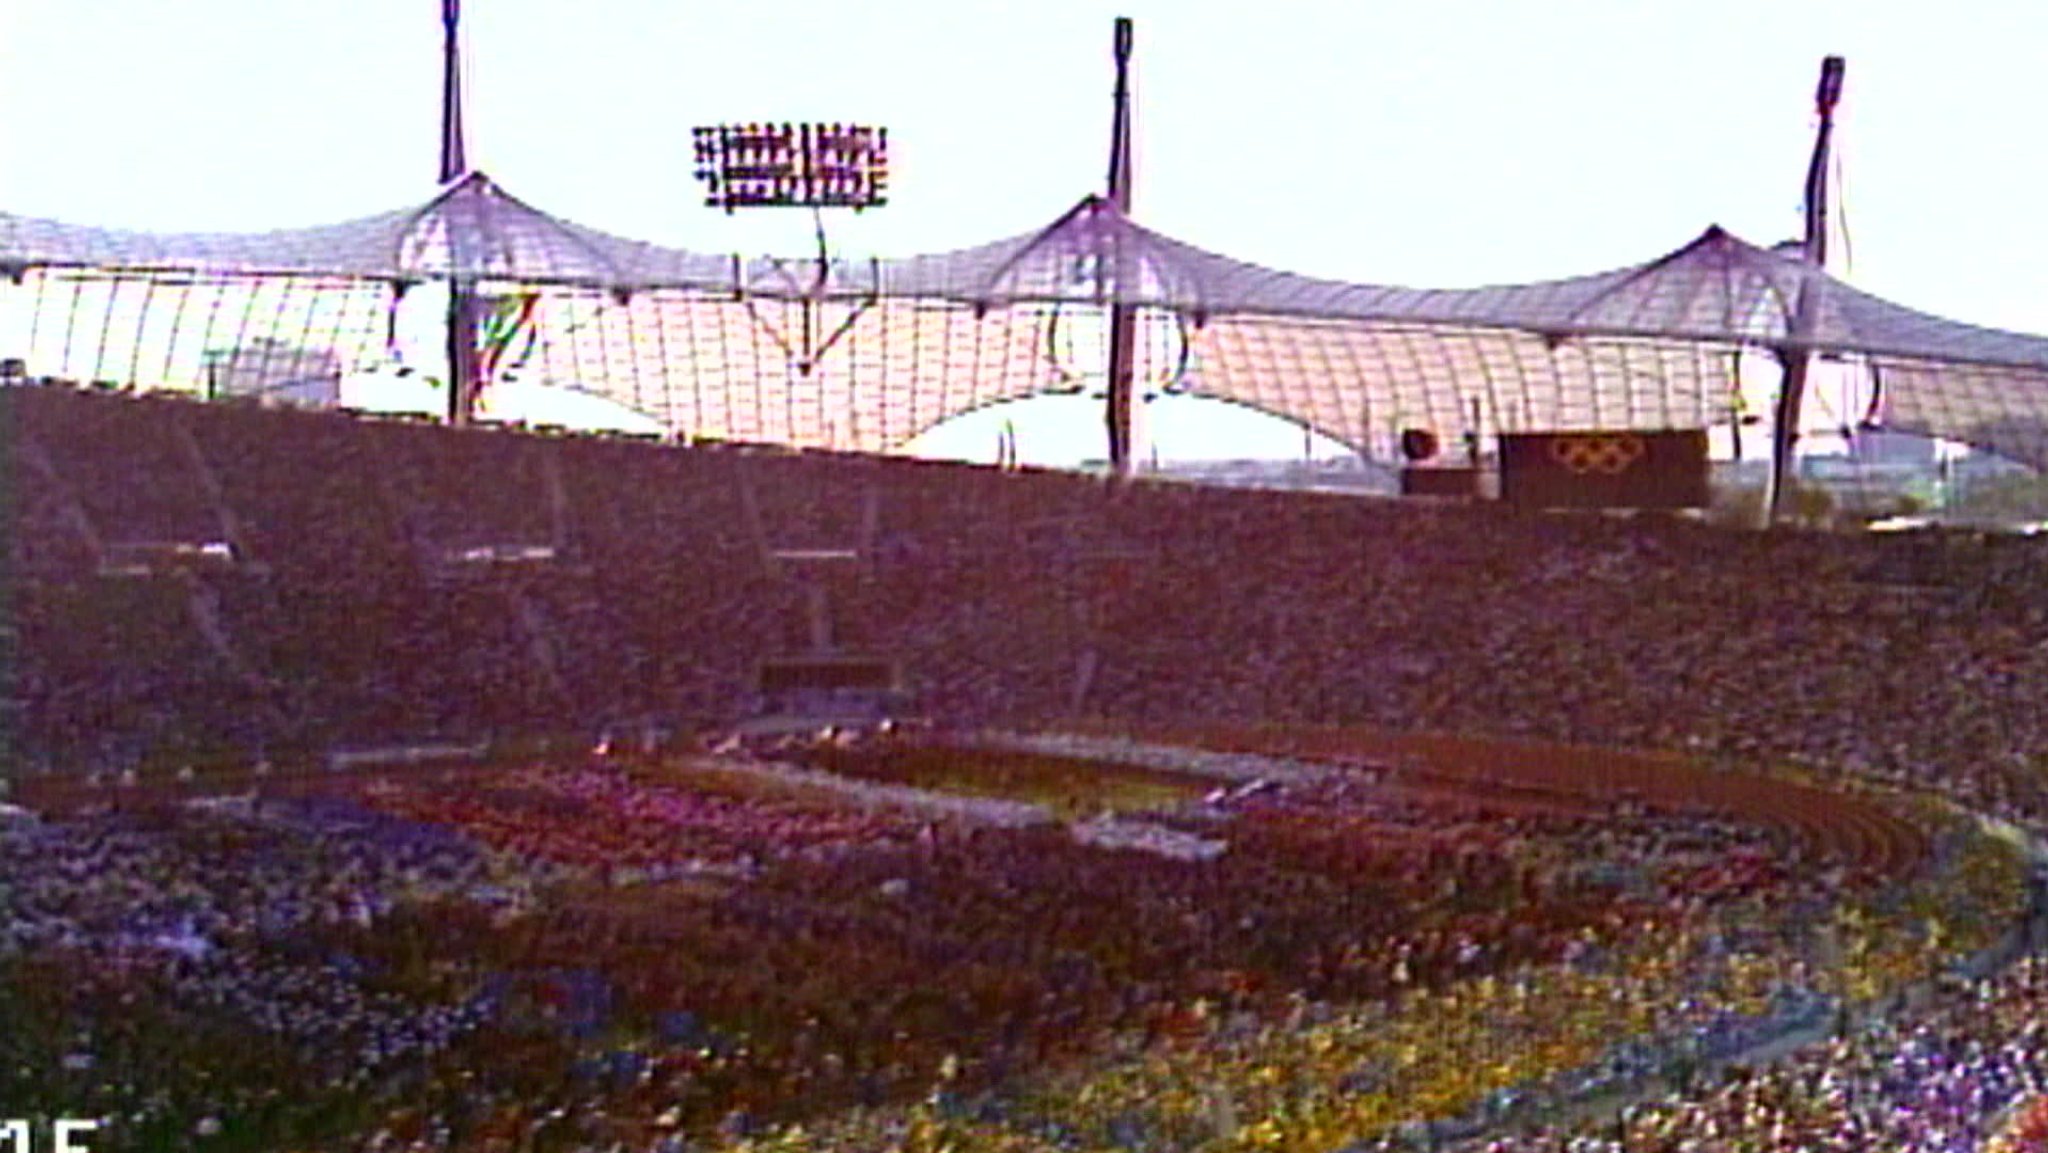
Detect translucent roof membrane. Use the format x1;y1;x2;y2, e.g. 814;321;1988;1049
8;179;2048;466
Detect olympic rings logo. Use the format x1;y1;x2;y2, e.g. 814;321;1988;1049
1548;433;1646;475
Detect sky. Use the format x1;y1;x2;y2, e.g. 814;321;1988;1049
4;0;2046;464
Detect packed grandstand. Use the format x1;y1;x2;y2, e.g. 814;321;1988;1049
11;19;2048;1134
1;375;2047;1151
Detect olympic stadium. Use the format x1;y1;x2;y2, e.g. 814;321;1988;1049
8;13;2048;1153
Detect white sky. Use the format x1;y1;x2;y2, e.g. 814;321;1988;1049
4;0;2046;464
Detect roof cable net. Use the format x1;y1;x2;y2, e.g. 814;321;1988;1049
7;182;2048;467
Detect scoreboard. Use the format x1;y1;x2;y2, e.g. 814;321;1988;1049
1498;430;1710;510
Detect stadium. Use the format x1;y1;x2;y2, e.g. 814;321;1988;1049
7;9;2048;1153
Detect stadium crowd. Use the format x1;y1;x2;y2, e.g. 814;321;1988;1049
1436;957;2048;1153
4;383;2048;1149
0;729;2028;1151
0;796;502;1147
11;385;2048;825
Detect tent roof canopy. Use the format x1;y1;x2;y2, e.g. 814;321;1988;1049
8;178;2048;372
868;198;2048;372
0;172;734;290
6;177;2048;467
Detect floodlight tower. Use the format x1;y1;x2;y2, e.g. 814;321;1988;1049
692;122;889;380
1103;17;1139;477
1764;55;1846;524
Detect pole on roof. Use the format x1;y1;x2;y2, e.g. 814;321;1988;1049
1765;56;1845;526
439;0;467;184
1104;17;1139;477
440;0;479;426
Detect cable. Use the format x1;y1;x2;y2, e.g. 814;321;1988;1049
1832;141;1854;279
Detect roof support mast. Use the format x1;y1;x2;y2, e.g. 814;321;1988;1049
1104;17;1138;477
1765;55;1845;524
440;0;481;426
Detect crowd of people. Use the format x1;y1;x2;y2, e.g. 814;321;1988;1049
5;381;2048;1148
1439;956;2048;1153
0;728;2028;1151
11;384;2048;821
0;796;505;1147
340;764;931;879
689;747;2030;1153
